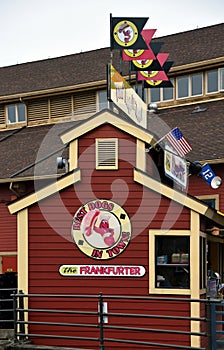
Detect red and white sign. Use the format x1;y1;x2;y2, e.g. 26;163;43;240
59;265;146;277
71;199;132;260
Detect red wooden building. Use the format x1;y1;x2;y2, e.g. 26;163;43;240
0;23;223;348
8;109;224;349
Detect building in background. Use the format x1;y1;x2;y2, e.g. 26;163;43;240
0;23;224;348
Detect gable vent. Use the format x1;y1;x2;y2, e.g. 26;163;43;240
96;138;118;169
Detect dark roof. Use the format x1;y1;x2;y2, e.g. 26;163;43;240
0;109;149;180
152;23;224;66
0;23;223;181
0;98;222;181
151;99;224;162
0;23;223;97
0;122;74;179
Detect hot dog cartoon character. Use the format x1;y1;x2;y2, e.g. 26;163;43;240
82;210;115;247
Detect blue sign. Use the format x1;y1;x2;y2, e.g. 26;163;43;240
200;164;216;185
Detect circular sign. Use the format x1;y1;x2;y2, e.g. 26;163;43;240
123;49;144;58
113;20;138;47
145;80;163;86
133;59;154;69
140;70;159;78
71;199;132;260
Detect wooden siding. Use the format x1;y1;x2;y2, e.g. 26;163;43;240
189;163;224;212
28;124;191;295
0;89;97;129
27;296;191;349
26;124;192;348
0;104;4;125
50;95;72;120
73;90;96;115
0;186;17;251
27;98;49;123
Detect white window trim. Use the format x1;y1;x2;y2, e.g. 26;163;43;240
149;78;174;103
97;90;110;112
176;75;189;99
6;103;26;124
205;69;219;95
220;68;224;91
177;74;203;100
191;73;203;97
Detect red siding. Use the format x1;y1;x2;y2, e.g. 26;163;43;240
0;185;17;251
2;255;17;273
189;163;224;211
26;125;192;348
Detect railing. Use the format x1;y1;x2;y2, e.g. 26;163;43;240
0;287;17;329
2;290;224;349
5;291;215;349
210;300;224;350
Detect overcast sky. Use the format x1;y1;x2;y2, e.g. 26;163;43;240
0;0;223;67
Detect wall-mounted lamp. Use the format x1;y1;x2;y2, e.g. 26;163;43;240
206;227;224;236
57;157;69;172
191;106;207;114
148;103;158;114
188;160;222;189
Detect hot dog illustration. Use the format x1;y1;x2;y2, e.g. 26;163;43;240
82;210;115;247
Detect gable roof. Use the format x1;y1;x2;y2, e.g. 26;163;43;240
0;109;155;181
60;109;155;144
8;161;224;229
7;108;224;229
0;96;223;183
0;23;223;98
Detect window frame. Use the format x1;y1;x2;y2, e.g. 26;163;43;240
206;69;219;94
149;230;191;295
177;73;203;99
197;194;219;210
149;78;174;103
6;103;26;124
97;90;110;112
220;68;224;91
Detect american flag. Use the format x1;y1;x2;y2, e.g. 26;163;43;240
165;127;192;157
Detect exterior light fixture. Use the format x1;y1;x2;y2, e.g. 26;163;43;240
57;157;69;172
191;106;207;114
148;103;158;113
188;161;222;189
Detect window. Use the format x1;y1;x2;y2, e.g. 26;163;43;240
150;87;160;103
163;80;174;100
96;138;118;169
197;194;219;210
98;90;110;111
149;68;223;103
149;78;174;102
177;76;189;98
155;236;190;289
6;103;26;124
221;68;224;90
177;74;203;99
191;73;203;96
206;70;218;93
200;235;207;290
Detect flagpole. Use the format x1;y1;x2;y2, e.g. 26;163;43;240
145;131;173;152
110;13;113;65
